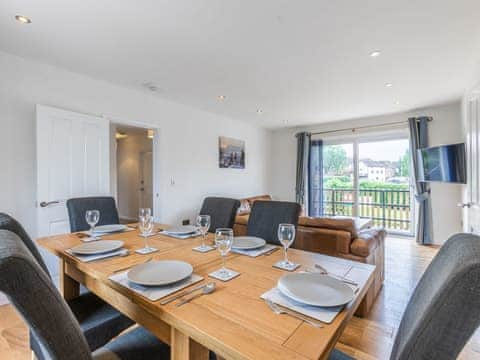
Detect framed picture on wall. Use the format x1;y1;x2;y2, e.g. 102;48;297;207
219;136;245;169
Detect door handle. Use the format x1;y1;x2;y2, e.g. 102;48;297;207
457;202;473;208
39;201;60;208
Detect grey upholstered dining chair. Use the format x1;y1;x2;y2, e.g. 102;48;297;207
0;213;134;359
67;196;121;232
0;229;169;360
246;200;301;245
331;232;480;360
199;197;241;233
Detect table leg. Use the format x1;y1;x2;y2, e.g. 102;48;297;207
171;327;209;360
59;259;79;301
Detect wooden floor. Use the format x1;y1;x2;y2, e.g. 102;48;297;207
0;237;479;359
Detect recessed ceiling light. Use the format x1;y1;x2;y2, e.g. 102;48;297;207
394;100;400;105
369;50;381;57
217;95;226;100
257;109;263;114
15;15;31;24
385;83;393;88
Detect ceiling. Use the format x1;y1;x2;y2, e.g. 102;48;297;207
1;0;480;128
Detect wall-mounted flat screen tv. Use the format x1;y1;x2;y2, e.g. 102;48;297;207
418;143;466;183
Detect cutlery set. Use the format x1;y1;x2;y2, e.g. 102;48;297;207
263;247;280;256
314;264;358;286
175;282;216;307
265;299;323;328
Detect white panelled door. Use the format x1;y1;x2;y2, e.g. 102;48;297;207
36;105;110;273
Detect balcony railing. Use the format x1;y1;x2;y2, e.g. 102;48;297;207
310;188;412;232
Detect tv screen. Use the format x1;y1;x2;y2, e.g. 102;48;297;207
418;143;466;183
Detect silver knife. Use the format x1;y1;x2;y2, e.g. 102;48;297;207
159;283;207;305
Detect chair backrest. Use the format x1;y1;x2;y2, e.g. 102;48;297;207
390;233;480;360
67;196;120;232
0;230;92;360
247;201;301;245
0;213;50;276
199;197;241;233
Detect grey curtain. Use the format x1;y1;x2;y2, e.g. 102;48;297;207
408;117;433;244
309;139;323;217
295;132;311;212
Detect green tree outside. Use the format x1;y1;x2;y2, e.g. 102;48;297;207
323;145;348;175
398;149;410;177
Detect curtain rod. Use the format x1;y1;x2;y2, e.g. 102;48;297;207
308;117;433;136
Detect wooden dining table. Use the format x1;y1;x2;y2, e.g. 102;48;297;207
37;225;375;360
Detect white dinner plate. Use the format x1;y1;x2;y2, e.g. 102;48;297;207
127;260;193;287
164;225;197;235
92;224;128;233
277;273;354;307
232;236;266;250
70;240;124;255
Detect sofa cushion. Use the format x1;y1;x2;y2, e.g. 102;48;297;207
235;214;249;225
295;226;352;255
237;199;251;216
298;216;358;239
246;195;272;206
350;228;385;257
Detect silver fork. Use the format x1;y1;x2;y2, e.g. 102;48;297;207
265;299;323;328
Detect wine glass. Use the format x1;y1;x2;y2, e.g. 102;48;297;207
138;208;154;252
138;207;151;220
196;215;211;250
85;210;100;239
278;223;296;267
215;228;234;277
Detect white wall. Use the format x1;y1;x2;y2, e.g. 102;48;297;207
269;102;464;245
0;51;270;240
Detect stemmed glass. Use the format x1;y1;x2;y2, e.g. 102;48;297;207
215;228;234;277
139;208;151;220
138;208;154;252
196;215;211;250
85;210;100;240
278;223;296;267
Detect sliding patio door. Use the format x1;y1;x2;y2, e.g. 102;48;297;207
357;138;413;234
318;143;356;217
313;136;414;235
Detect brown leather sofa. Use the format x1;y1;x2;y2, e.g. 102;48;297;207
234;195;386;317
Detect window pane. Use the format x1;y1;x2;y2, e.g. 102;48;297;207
358;139;412;232
321;143;354;217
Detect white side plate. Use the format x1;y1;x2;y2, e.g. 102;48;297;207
232;236;266;250
164;225;197;235
70;240;124;255
277;273;354;307
93;224;128;233
127;260;193;287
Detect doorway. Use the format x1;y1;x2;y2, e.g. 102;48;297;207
112;125;154;222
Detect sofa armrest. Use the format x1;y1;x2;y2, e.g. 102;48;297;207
350;228;386;257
